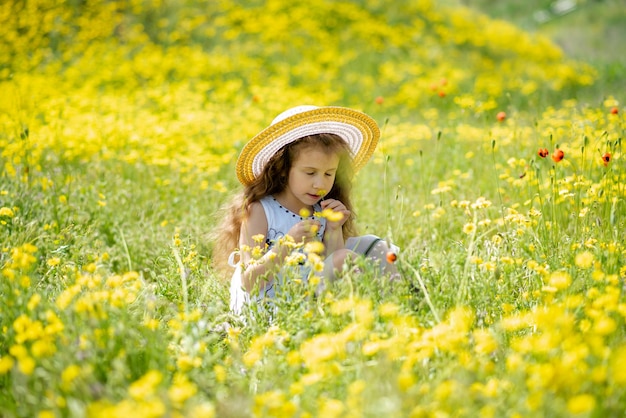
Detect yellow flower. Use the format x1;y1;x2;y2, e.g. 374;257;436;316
397;372;415;392
27;294;41;311
129;370;163;400
315;208;344;223
189;402;216;418
31;339;56;358
17;356;36;375
575;251;594;269
0;207;14;217
547;271;571;290
593;315;617;336
0;355;15;374
61;364;81;389
609;345;626;384
304;241;325;254
566;394;596;414
473;329;498;355
213;364;227;383
462;222;476;234
168;373;198;406
47;257;61;267
318;398;344;418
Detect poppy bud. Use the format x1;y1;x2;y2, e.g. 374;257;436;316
552;149;564;163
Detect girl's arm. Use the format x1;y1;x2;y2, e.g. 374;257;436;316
239;201;319;293
321;199;350;255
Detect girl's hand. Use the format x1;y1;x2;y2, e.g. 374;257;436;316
287;219;322;243
321;199;350;231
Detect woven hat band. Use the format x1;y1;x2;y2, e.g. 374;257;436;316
236;106;379;186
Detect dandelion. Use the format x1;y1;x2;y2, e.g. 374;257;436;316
566;394;596;414
602;152;611;166
548;271;572;290
213;365;227;383
0;356;15;374
593;315;617;336
318;398;345;418
537;148;549;158
129;370;163;400
17;356;36;375
463;222;476;234
168;373;198;406
0;207;14;217
61;364;81;389
551;149;564;163
575;251;594;269
316;208;344;222
189;403;216;418
304;241;324;254
47;257;61;267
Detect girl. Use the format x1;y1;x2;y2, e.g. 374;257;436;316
213;105;398;314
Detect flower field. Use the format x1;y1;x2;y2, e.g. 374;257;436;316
1;0;625;417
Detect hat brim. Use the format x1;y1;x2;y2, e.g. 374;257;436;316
236;106;380;186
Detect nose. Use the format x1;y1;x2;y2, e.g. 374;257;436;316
313;175;325;188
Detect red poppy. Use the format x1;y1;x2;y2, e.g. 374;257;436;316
610;107;619;115
386;252;397;264
538;148;549;158
602;152;611;166
552;149;564;163
497;111;506;122
375;96;384;105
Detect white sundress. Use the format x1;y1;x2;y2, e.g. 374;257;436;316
229;196;326;314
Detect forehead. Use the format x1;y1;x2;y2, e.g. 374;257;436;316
292;146;340;168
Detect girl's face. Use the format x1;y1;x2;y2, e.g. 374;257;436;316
280;146;340;211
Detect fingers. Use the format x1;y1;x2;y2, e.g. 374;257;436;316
291;220;321;241
321;199;343;210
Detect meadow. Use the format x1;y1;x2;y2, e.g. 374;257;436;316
1;0;625;417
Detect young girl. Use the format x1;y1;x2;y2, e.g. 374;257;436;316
213;105;398;314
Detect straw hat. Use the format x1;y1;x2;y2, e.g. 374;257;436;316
236;105;380;186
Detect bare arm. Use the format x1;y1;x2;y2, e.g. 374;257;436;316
320;199;350;255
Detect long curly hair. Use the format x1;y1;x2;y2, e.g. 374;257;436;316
212;133;357;277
